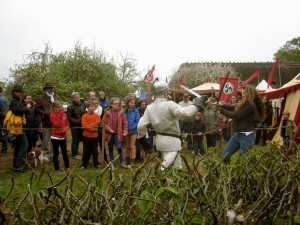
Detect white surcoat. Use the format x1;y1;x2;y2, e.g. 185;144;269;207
137;97;198;152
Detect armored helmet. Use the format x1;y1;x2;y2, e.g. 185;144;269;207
151;78;170;97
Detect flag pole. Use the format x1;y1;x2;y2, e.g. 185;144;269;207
279;63;281;87
258;72;260;86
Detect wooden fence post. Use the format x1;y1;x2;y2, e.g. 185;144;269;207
101;121;106;168
219;130;223;150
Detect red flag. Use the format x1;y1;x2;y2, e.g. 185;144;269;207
166;76;168;83
239;70;259;89
219;76;239;103
268;58;279;87
144;65;155;82
178;76;184;88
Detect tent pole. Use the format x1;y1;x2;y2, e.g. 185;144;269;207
279;63;282;87
173;90;176;102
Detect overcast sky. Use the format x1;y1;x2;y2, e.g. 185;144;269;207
1;0;300;83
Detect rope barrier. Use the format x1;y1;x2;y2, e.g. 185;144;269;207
0;123;294;134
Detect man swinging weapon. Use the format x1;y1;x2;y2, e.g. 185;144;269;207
137;78;208;171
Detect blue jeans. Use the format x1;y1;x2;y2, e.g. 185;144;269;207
108;134;124;163
283;136;290;149
1;127;15;153
193;138;204;155
13;133;28;170
222;132;254;164
71;128;82;157
179;120;192;149
148;130;154;148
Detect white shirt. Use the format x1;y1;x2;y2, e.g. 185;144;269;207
86;105;102;116
178;100;192;108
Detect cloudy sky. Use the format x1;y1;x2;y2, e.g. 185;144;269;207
1;0;299;82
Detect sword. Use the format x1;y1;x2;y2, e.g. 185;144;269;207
180;84;201;98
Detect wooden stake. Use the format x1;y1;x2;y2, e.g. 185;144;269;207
219;130;223;151
204;134;207;154
100;121;106;168
173;90;176;102
279;63;281;87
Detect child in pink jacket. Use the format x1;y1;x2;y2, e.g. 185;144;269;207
102;97;128;168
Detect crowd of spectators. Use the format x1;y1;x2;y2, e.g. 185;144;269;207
0;82;298;172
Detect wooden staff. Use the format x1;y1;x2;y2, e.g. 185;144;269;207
279;63;281;87
173;89;176;102
219;129;223;150
100;121;106;168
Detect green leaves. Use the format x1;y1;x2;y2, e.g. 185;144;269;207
97;178;103;189
137;190;155;214
274;37;300;63
155;187;165;197
7;42;139;101
167;186;179;195
192;215;203;224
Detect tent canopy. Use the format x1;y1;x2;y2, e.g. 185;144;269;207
264;73;300;144
262;73;300;99
256;79;271;91
191;82;220;94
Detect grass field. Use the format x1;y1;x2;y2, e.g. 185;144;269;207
0;133;298;224
0;131;230;198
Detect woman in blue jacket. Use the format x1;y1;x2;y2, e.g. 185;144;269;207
125;97;140;166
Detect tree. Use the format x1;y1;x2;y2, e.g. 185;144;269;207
169;62;241;89
274;37;300;63
6;42;137;101
115;52;141;84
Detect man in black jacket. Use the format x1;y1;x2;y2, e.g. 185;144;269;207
35;83;60;158
67;92;86;159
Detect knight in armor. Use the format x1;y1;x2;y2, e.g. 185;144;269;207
137;78;207;171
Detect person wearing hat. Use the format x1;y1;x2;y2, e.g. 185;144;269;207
178;93;193;150
9;85;31;172
35;83;60;158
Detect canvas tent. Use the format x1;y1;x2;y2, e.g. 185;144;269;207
170;82;220;102
256;79;271;91
191;82;220;95
262;73;300;144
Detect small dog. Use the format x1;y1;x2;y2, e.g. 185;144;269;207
27;150;49;167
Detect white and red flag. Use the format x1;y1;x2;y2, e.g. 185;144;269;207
219;74;239;104
144;65;155;82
